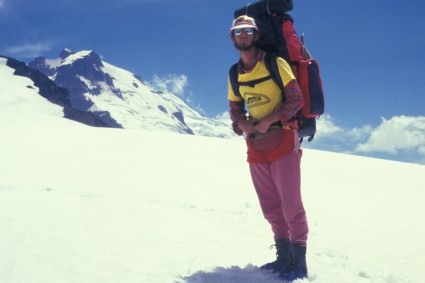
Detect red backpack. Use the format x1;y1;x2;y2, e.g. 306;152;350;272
230;0;324;142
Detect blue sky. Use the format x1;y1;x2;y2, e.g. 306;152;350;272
1;0;424;164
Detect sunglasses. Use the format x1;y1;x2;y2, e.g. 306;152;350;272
232;28;256;36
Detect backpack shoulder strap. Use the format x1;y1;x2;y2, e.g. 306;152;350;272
229;53;283;98
229;63;241;97
264;53;284;92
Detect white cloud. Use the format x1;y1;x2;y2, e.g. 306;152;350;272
316;114;343;137
346;125;374;142
5;43;52;58
301;115;425;164
148;74;188;96
355;116;425;156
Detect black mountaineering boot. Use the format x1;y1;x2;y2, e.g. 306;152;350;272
260;238;294;273
280;245;308;281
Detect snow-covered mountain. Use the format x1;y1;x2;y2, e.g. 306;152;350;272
1;55;110;127
28;49;235;138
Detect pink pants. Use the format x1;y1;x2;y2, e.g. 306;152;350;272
249;151;308;245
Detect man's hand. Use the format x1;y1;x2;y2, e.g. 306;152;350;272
237;119;258;135
254;120;271;134
255;112;281;134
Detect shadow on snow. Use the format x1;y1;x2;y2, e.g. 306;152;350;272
175;264;288;283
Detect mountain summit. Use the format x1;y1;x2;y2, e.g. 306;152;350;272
29;49;234;138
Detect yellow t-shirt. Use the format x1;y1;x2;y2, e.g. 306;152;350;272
228;56;295;121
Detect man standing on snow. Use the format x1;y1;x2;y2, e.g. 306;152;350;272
227;15;309;281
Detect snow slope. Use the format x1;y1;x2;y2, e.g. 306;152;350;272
1;57;425;283
0;58;64;120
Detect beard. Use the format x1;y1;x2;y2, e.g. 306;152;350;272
234;40;256;51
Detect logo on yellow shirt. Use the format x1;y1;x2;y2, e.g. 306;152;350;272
244;92;271;108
